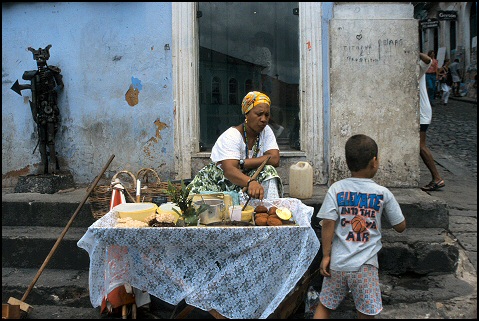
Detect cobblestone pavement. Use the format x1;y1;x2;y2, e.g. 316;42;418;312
428;97;477;180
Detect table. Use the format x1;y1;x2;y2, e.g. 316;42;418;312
77;198;320;319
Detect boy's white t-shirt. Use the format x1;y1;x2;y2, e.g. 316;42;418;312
316;177;405;271
210;125;279;164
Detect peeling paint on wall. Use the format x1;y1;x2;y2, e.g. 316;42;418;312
3;165;32;178
142;118;169;160
2;165;32;187
154;118;168;140
125;84;139;106
125;77;143;107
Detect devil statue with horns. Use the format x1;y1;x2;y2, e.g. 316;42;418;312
11;45;64;174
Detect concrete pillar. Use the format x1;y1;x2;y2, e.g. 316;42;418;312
329;3;420;187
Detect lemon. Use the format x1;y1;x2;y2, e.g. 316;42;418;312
276;207;292;220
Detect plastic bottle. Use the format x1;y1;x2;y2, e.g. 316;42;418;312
289;161;313;199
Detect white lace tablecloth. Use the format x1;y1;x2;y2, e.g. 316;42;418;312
77;198;320;319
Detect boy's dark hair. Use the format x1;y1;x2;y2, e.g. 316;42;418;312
345;134;378;172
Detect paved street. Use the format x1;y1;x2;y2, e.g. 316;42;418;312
423;97;477;272
383;97;478;319
427;97;477;180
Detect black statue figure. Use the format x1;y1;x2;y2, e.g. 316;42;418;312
11;45;64;174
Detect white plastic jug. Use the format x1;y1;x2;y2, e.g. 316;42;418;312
289;161;313;199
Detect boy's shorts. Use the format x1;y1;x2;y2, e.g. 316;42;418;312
319;264;383;316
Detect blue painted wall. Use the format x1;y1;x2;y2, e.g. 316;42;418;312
2;2;175;186
321;2;333;182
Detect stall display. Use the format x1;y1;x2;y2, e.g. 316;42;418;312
77;198;320;319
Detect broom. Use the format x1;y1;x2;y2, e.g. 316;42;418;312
6;154;115;317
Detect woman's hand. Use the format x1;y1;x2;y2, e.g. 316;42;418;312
220;160;264;199
247;179;264;200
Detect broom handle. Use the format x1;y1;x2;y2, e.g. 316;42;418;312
242;156;271;193
21;154;115;302
241;156;271;211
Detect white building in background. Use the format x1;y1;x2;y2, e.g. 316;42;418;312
4;2;459;189
414;2;477;99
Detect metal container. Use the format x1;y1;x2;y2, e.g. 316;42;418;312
195;199;225;225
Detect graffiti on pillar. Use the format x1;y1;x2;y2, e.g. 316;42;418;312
343;43;378;63
340;28;410;64
11;45;64;174
378;38;405;60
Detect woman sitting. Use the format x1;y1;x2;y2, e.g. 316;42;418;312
188;91;283;201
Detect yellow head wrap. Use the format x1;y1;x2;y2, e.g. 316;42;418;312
241;91;271;115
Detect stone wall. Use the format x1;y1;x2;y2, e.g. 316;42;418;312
328;3;420;187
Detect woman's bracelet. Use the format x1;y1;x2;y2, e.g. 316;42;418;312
246;178;257;188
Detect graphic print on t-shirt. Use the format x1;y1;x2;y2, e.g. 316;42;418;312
337;191;383;242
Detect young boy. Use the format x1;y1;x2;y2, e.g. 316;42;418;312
313;134;406;319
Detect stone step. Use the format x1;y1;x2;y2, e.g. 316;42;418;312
2;268;92;309
2;186;449;229
1;201;95;228
1;226;90;270
2;188;95;228
1;268;189;319
1;225;459;275
1;268;301;319
380;228;459;274
311;224;459;275
16;305;101;320
2;186;455;273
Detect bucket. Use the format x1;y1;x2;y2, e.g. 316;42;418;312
289;161;313;199
194;199;225;225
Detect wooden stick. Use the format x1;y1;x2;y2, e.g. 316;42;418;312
242;156;271;210
242;156;271;193
17;154;115;305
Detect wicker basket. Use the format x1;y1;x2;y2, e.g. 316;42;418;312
89;170;137;220
136;168;174;203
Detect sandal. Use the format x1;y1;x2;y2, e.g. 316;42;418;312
421;179;445;191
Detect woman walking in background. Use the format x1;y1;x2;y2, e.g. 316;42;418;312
437;59;452;106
